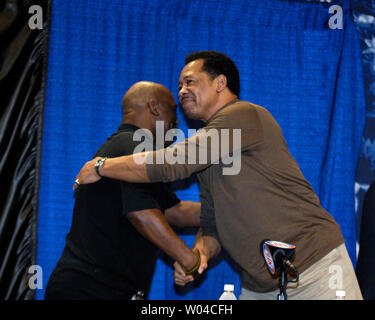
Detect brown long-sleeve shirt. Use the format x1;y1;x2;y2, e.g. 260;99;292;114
146;99;344;292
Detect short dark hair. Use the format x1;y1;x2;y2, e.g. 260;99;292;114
184;51;240;96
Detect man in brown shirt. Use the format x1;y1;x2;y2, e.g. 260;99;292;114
74;51;362;299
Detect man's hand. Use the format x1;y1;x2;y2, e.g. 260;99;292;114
73;157;102;190
173;249;208;286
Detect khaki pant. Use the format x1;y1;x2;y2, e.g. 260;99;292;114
240;244;363;300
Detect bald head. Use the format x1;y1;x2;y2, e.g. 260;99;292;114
122;81;173;114
121;81;177;136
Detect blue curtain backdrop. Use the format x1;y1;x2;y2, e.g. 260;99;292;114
37;0;366;300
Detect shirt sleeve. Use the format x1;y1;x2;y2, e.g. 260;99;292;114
120;181;180;216
120;182;162;216
145;101;264;183
157;184;181;211
198;173;220;242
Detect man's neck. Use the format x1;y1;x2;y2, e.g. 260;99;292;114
122;118;150;130
203;95;238;122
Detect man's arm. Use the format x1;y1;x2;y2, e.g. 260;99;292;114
173;171;219;286
165;201;201;228
73;134;210;188
127;208;199;272
73;153;150;189
73;125;225;188
74;102;264;188
73;130;216;188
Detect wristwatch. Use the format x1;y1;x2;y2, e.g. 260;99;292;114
94;157;107;178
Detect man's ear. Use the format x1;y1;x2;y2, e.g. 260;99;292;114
148;99;160;116
216;74;227;93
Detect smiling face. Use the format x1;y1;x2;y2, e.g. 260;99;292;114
178;59;219;121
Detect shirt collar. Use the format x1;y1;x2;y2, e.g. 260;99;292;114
118;123;155;147
118;123;141;132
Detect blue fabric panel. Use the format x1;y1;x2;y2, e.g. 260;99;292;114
37;0;366;299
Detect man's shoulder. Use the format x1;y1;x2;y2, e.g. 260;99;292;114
95;130;148;158
229;100;266;112
207;100;267;129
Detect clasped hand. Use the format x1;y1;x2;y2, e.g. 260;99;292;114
173;249;208;286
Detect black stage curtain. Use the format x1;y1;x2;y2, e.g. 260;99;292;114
356;180;375;300
0;0;50;299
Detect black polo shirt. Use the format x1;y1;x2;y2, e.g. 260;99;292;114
45;124;179;300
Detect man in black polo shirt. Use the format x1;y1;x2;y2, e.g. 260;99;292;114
44;82;201;300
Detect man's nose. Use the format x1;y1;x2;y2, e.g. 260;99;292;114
178;86;187;99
